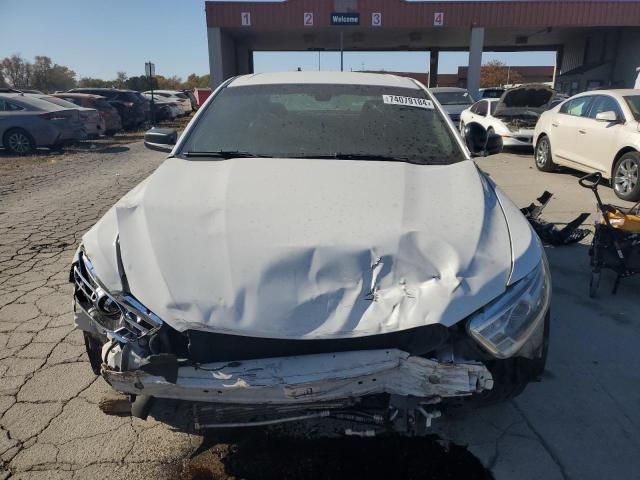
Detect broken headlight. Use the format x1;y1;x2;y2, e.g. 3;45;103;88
72;249;162;342
466;255;551;359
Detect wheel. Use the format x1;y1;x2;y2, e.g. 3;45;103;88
535;135;555;172
589;271;600;298
612;152;640;201
3;128;35;155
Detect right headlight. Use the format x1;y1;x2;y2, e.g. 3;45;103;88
467;255;551;359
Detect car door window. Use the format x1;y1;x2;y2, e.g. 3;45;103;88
587;95;623;121
475;101;488;116
489;102;497;115
63;97;82;106
559;96;593;117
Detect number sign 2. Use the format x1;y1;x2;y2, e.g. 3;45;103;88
304;12;314;26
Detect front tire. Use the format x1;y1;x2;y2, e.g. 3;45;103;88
612;152;640;201
3;128;35;155
535;135;555;172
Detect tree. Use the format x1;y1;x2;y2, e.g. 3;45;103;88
155;74;183;90
184;73;210;89
113;71;128;89
77;77;112;88
31;56;76;92
480;60;522;88
1;54;32;88
125;75;157;91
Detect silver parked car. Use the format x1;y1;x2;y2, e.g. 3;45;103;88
29;94;104;139
0;93;83;155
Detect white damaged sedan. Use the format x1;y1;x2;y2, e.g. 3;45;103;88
71;72;550;435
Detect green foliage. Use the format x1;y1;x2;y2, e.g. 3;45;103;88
1;54;32;88
0;53;210;92
31;56;76;92
77;77;112;88
125;75;157;91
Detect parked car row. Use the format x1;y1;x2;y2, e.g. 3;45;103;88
1;87;199;155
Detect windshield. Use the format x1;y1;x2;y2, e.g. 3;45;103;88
432;91;473;106
624;95;640;121
481;89;504;99
181;84;463;165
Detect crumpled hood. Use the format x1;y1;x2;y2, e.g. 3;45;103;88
495;84;556;117
84;157;514;338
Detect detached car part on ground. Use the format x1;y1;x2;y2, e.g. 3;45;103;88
71;72;551;436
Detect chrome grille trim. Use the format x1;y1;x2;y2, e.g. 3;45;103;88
72;250;163;343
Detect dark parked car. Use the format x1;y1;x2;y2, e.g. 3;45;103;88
68;88;149;130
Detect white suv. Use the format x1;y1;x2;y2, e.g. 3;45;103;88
534;89;640;201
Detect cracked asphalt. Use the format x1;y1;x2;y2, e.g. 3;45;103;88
1;145;639;479
0;144;199;479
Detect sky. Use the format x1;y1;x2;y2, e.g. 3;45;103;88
0;0;555;81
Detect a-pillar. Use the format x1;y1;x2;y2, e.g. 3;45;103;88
207;27;240;89
429;49;439;88
467;27;484;99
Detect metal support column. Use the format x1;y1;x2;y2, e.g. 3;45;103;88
467;27;485;99
429;49;439;88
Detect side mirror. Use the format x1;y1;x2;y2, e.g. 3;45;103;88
464;122;503;157
144;128;177;153
595;111;618;123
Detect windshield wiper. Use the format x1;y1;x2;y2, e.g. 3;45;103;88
182;150;272;159
289;153;411;161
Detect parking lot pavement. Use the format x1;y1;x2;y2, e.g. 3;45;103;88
0;144;200;479
0;146;639;479
434;149;640;480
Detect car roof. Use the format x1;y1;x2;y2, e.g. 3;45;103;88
228;71;420;89
0;93;69;111
71;88;136;93
149;90;182;94
573;89;640;99
52;92;105;99
430;87;468;93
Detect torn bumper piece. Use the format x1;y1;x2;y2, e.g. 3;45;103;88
102;348;493;405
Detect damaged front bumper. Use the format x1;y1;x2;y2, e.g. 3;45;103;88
71;248;548;435
102;347;493;434
103;348;493;404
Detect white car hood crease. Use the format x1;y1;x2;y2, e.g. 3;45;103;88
84;157;514;338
